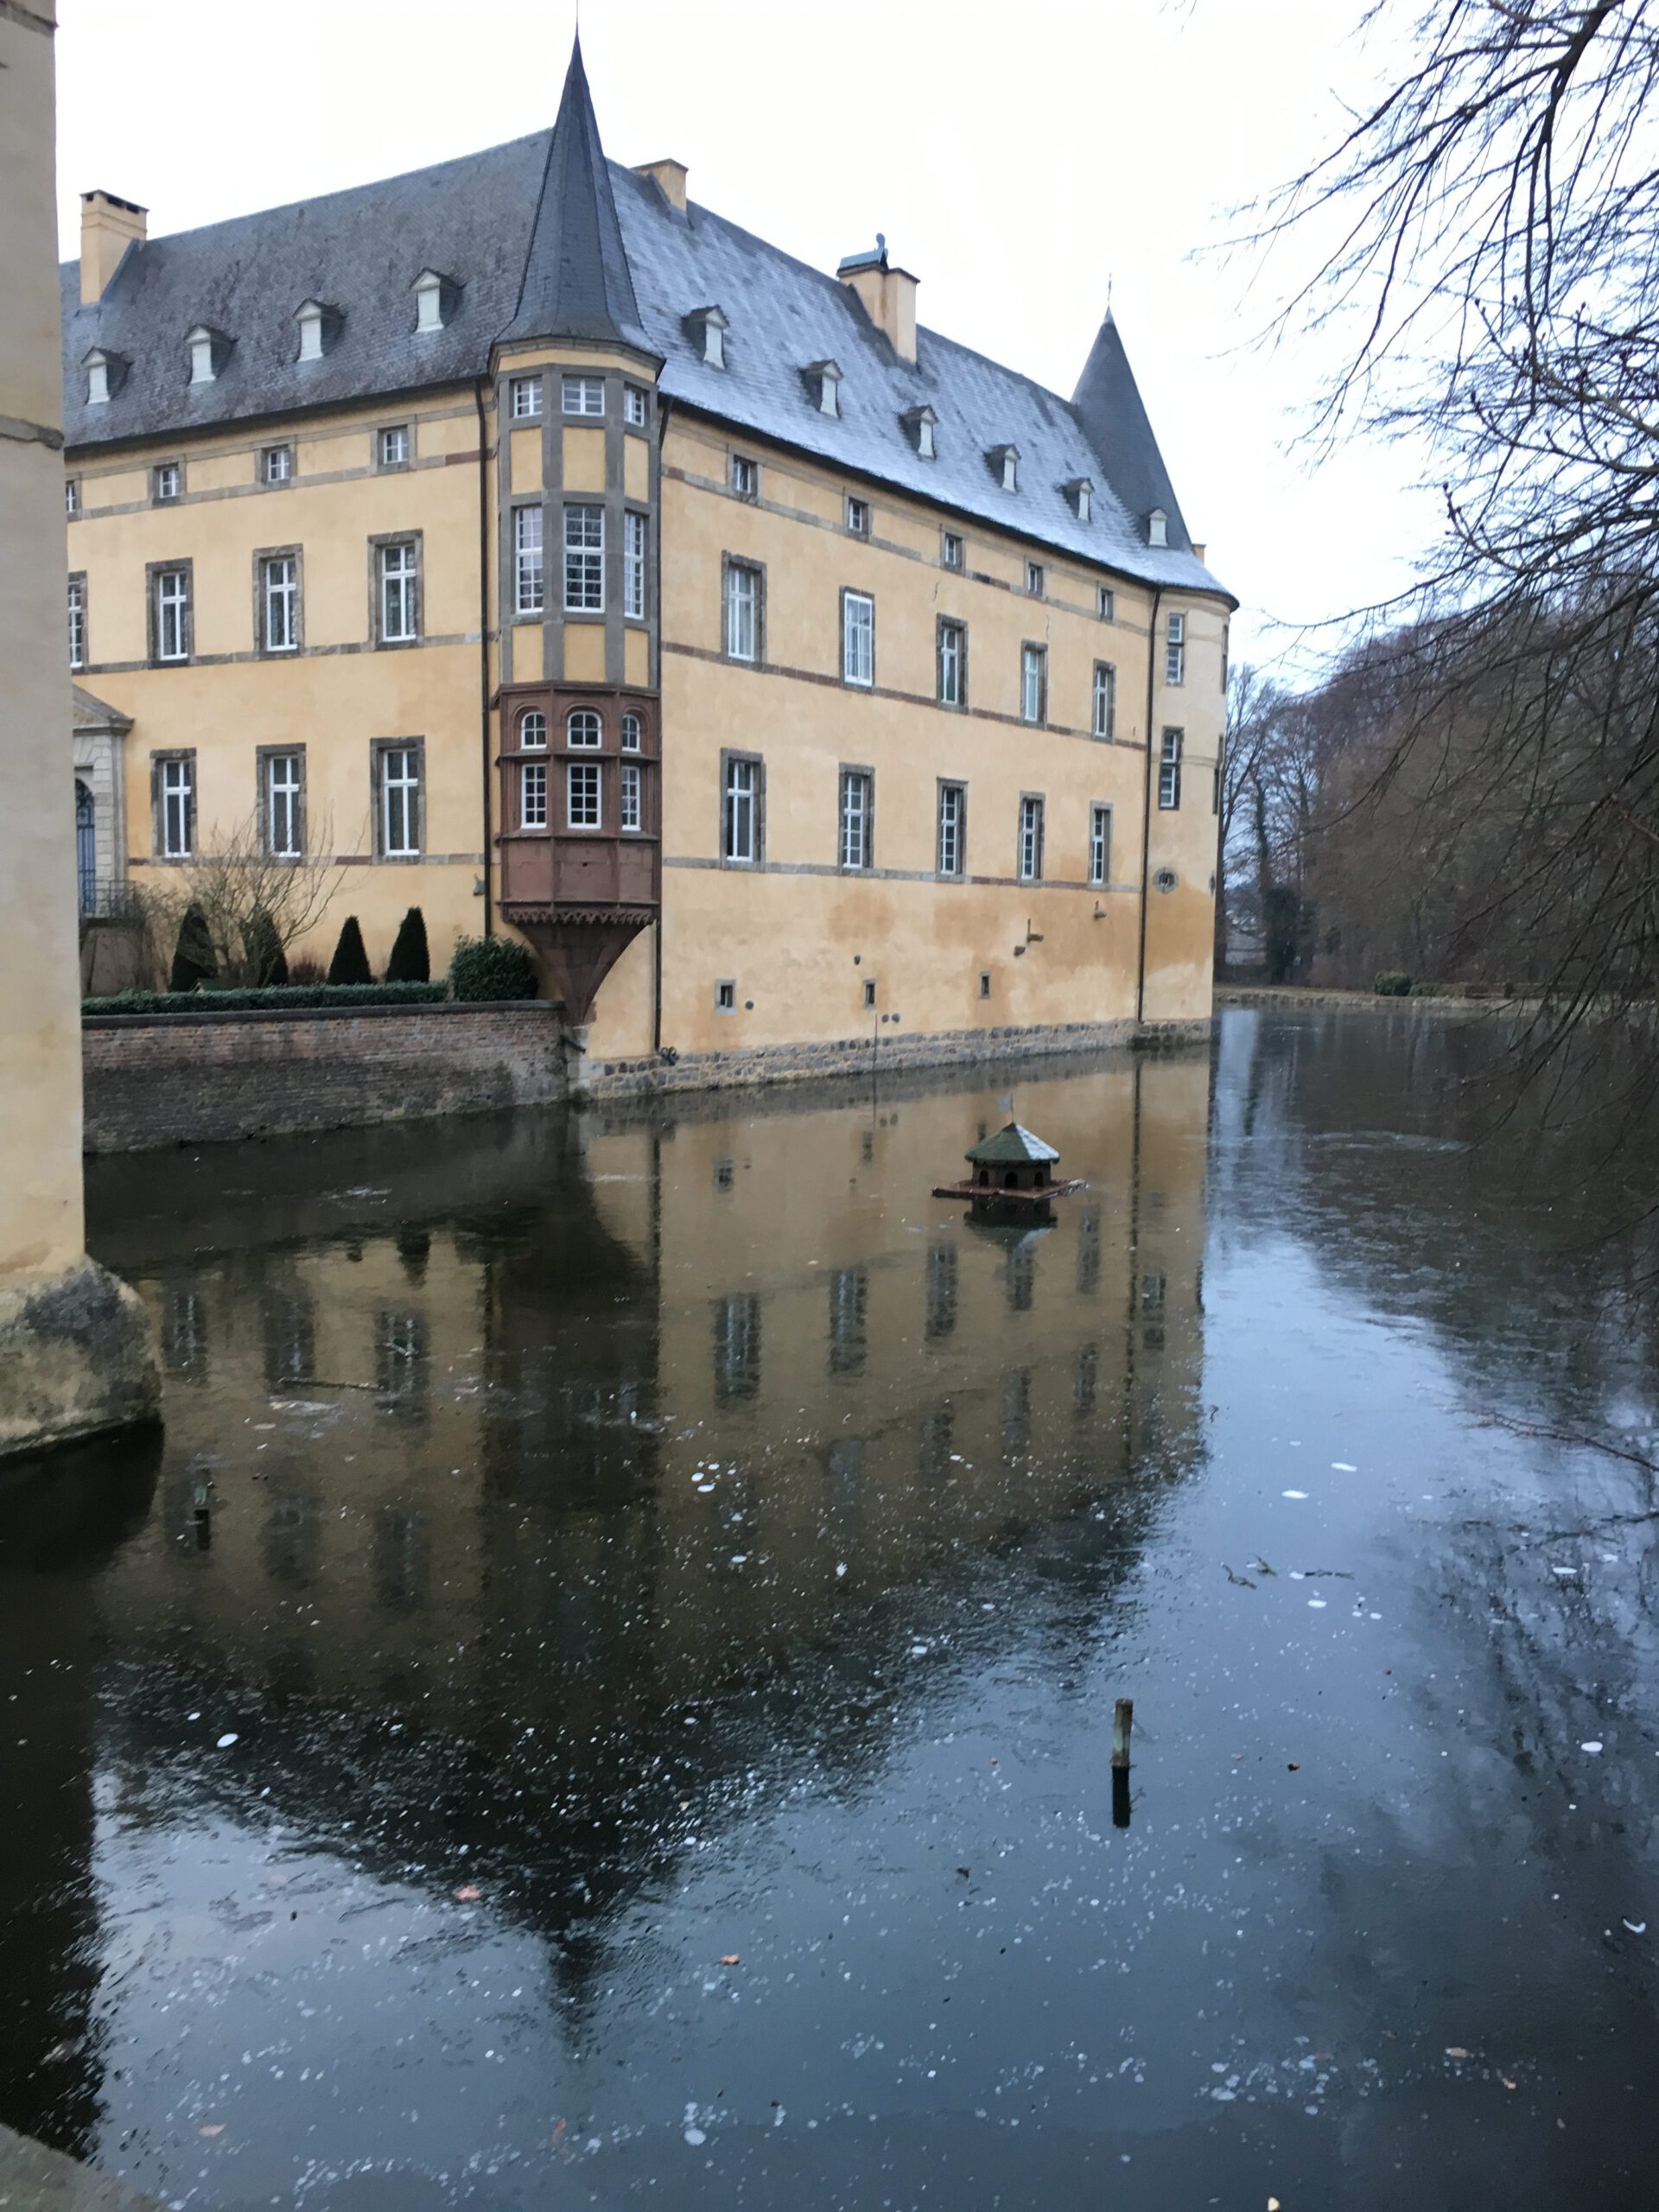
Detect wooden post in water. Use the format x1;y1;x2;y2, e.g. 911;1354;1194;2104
1111;1699;1134;1770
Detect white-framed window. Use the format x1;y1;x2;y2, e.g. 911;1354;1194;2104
1166;611;1186;686
623;511;647;620
1090;803;1111;887
514;505;544;615
66;478;79;516
158;754;194;857
724;755;760;863
380;744;422;855
842;590;874;687
725;561;759;661
564;503;604;611
155;569;190;662
519;709;547;748
846;494;870;537
1026;560;1045;597
938;619;965;708
378;541;419;642
1021;643;1046;725
839;768;872;869
67;576;86;671
625;383;648;428
266;752;303;857
378;424;410;467
942;530;963;569
730;453;757;499
1159;728;1184;810
1092;661;1116;741
620;762;642;832
520;758;548;829
567;759;601;828
938;781;965;879
567;709;602;747
154;462;181;502
620;712;642;752
1098;584;1115;622
509;375;543;420
1019;794;1046;882
563;375;605;416
263;445;293;485
262;554;298;652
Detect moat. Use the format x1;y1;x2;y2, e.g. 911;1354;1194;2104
3;1011;1657;2209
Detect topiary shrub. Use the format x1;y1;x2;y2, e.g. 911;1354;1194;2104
241;907;289;988
168;903;217;994
449;935;536;1002
1374;971;1414;997
385;906;430;983
327;914;372;987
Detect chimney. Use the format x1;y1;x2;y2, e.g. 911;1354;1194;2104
1191;542;1207;563
636;158;688;213
79;190;147;305
837;238;918;364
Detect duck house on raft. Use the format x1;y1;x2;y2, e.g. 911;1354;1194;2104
932;1122;1086;1213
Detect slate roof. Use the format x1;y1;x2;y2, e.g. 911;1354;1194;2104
59;42;1230;601
966;1122;1061;1166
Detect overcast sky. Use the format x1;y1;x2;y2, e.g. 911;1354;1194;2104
54;0;1442;678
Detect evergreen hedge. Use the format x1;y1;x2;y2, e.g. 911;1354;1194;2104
448;935;536;1001
83;982;448;1016
168;903;217;993
1373;971;1414;997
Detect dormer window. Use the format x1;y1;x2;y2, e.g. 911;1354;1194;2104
83;347;125;406
685;305;728;368
295;300;341;363
988;443;1020;493
1066;476;1095;524
902;404;937;459
806;359;842;417
187;325;229;385
1148;507;1168;548
413;270;457;334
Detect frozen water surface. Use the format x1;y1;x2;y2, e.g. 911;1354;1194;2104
2;1011;1657;2208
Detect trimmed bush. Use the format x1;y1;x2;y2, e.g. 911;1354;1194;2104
242;907;289;988
1373;971;1414;997
385;906;430;983
327;914;373;987
449;935;536;1002
83;982;448;1016
168;903;217;994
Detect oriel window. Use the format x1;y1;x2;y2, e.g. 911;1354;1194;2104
567;759;601;828
564;504;604;611
515;506;544;615
520;758;548;829
563;375;605;416
620;762;642;832
623;511;647;620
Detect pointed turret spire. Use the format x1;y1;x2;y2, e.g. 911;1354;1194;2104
504;35;641;346
1071;309;1191;552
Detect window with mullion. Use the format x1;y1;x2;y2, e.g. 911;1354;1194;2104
839;768;873;869
378;542;419;643
1092;661;1116;740
938;618;966;708
1090;803;1111;887
1020;643;1047;725
1166;612;1186;685
725;561;760;661
938;781;966;878
620;762;643;832
563;504;604;612
723;753;760;863
67;575;86;671
156;753;195;858
1018;794;1046;882
567;759;602;829
265;751;305;857
379;744;423;856
514;505;544;615
842;590;874;687
154;569;191;663
261;554;298;652
623;511;647;620
1159;728;1184;810
520;758;548;829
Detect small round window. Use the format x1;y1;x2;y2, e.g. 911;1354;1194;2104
1154;866;1178;894
567;709;602;748
620;712;642;753
519;709;547;749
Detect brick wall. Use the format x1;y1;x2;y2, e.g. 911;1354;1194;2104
82;1002;566;1154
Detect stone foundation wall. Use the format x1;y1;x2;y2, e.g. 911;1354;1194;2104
81;1001;566;1154
575;1015;1205;1101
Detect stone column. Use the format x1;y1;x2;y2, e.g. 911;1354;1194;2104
0;1;158;1456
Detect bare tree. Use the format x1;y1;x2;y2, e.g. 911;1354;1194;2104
159;814;347;985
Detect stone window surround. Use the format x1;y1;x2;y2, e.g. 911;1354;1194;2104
1090;798;1114;887
936;777;968;880
936;613;968;710
151;458;185;505
839;587;875;690
720;747;766;868
67;570;88;671
1017;789;1047;882
253;543;304;657
370;735;426;860
145;556;194;666
255;742;308;859
149;747;196;861
721;552;767;666
838;760;875;872
374;420;415;473
368;530;423;649
1020;639;1048;726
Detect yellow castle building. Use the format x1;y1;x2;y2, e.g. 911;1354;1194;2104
60;38;1234;1081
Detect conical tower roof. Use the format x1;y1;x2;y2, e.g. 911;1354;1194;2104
1071;309;1191;551
503;35;642;347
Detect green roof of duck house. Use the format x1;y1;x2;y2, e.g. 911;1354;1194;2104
965;1122;1060;1167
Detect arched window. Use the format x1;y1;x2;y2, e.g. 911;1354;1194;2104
567;709;602;748
519;709;547;748
620;712;642;753
75;779;97;915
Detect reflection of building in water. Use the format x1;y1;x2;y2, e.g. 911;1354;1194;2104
73;1056;1206;1974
